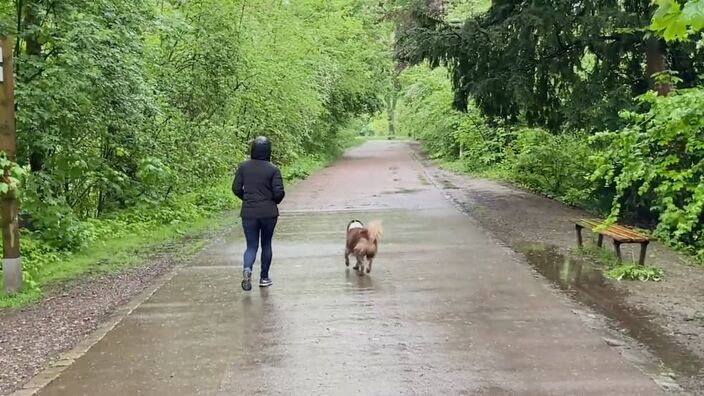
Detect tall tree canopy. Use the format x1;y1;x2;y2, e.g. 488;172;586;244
395;0;704;131
0;0;390;225
0;0;392;250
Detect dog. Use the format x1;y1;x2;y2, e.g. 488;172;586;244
345;219;382;274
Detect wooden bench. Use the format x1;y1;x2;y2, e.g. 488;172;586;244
572;218;650;265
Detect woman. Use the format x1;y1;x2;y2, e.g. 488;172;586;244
232;136;285;291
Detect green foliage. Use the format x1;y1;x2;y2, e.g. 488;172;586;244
393;1;704;268
511;129;596;206
579;245;664;281
0;153;27;196
0;150;334;304
398;24;704;262
0;0;393;299
399;65;605;209
395;0;704;132
607;264;664;281
281;157;323;182
4;0;389;220
367;114;391;137
652;0;704;41
397;66;466;157
592;89;704;257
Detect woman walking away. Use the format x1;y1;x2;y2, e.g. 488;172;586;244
232;136;285;291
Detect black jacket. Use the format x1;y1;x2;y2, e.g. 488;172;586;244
232;137;285;219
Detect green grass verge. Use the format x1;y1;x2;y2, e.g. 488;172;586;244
34;216;226;285
0;212;230;309
438;159;513;180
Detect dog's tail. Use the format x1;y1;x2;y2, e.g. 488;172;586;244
367;220;382;244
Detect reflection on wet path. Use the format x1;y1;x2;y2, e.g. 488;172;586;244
518;242;704;383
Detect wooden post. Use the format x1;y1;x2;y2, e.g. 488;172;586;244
597;234;604;248
638;241;649;266
613;241;622;262
575;224;583;248
0;37;21;294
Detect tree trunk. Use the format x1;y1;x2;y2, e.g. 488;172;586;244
646;37;671;96
22;3;46;171
387;99;396;137
387;66;400;137
0;37;21;294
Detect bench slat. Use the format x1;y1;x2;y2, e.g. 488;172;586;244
609;224;646;240
572;218;649;243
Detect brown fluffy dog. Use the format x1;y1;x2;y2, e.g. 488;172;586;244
345;219;382;274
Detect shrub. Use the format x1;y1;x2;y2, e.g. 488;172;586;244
592;88;704;256
510;128;597;207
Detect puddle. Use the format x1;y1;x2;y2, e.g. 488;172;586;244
515;242;704;382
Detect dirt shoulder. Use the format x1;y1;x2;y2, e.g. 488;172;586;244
412;144;704;392
0;227;231;396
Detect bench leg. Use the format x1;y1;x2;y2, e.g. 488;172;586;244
639;241;649;266
597;234;604;248
575;225;584;248
614;241;622;262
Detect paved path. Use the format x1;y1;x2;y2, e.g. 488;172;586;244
29;141;663;395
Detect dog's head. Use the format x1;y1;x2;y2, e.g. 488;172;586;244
347;219;364;231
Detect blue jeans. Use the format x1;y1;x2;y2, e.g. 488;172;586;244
242;217;278;279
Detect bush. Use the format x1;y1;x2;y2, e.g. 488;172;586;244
592;88;704;256
402;65;604;210
510;128;597;207
453;110;509;171
22;204;97;251
607;264;663;281
447;125;602;209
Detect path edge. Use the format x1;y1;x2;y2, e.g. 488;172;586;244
9;267;181;396
409;143;686;394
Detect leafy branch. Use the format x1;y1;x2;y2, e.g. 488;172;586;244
651;0;704;41
0;153;26;196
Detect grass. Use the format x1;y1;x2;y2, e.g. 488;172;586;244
438;158;512;180
0;214;230;309
0;150;346;309
576;245;663;281
36;216;227;285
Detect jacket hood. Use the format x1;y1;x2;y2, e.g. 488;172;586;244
250;136;271;161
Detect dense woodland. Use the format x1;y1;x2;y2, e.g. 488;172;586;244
0;0;392;295
0;0;703;296
392;0;704;260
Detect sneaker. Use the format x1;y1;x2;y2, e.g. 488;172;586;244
241;270;252;291
259;278;273;288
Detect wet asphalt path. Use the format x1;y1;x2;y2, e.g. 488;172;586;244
32;141;663;395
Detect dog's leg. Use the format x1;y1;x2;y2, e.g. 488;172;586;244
366;258;373;274
345;248;350;267
354;255;363;273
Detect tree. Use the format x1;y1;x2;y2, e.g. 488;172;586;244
0;0;393;250
651;0;704;41
395;0;704;132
